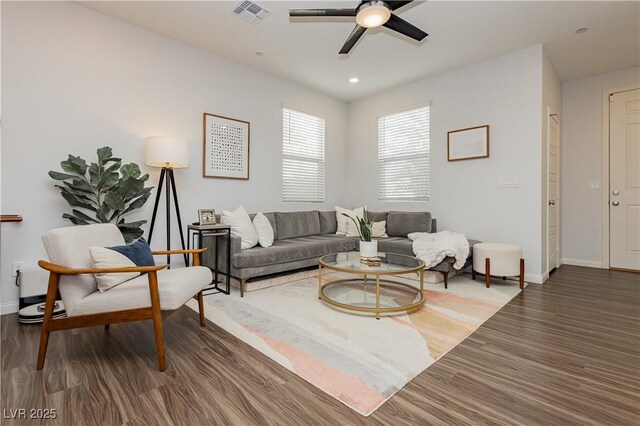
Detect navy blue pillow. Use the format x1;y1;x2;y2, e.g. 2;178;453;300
107;238;155;267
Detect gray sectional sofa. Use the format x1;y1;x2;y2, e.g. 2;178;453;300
202;210;478;296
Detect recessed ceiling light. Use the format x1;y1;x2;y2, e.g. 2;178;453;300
576;27;588;34
349;77;359;83
255;51;264;57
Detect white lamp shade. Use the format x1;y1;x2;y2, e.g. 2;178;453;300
144;136;189;168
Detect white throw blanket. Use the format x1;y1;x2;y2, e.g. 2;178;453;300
409;231;470;270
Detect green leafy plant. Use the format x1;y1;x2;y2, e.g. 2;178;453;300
342;209;374;242
49;147;153;243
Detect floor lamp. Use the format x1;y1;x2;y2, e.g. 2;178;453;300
144;136;189;266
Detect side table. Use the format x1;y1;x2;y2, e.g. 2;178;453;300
187;224;231;295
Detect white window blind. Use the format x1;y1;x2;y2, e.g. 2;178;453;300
282;107;326;202
378;106;430;201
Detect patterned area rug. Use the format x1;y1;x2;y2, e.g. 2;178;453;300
187;272;523;416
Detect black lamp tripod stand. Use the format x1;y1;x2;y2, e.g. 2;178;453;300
147;167;188;266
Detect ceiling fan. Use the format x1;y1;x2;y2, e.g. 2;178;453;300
289;1;428;54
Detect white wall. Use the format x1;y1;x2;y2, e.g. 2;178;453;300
0;2;348;311
541;49;562;276
346;45;545;281
561;67;640;267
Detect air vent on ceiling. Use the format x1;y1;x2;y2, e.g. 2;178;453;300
232;1;269;24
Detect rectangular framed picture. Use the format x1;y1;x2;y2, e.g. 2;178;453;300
198;209;217;225
447;125;490;161
203;113;250;179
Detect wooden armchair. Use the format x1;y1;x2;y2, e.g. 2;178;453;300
37;224;213;371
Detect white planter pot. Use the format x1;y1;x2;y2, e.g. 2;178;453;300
359;240;378;259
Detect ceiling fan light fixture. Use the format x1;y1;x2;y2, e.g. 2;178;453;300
356;2;391;28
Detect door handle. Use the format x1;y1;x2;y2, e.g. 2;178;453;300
612;190;619;196
612;201;620;206
548;200;556;206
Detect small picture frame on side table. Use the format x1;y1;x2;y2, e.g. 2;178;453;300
198;209;216;225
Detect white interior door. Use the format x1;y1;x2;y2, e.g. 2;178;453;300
548;113;560;271
610;88;640;271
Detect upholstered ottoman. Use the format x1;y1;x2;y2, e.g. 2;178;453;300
472;243;524;289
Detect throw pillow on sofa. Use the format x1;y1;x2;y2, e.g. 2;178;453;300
221;206;258;249
253;212;274;248
346;220;388;238
335;205;365;235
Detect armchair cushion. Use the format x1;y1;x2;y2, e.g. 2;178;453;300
70;266;212;316
90;238;155;292
42;223;126;315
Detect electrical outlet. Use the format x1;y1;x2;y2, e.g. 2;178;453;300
12;262;25;277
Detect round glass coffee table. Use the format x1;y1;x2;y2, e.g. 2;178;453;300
318;252;425;319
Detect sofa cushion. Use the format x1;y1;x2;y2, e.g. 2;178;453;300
368;211;388;222
386;211;432;237
376;237;415;256
233;235;356;268
318;211;338;234
71;266;212;316
275;211;321;240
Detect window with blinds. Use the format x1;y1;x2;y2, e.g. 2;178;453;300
378;106;430;201
282;107;326;202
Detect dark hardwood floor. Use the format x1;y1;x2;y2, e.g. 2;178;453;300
1;265;638;425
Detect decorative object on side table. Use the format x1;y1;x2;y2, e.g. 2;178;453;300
342;208;377;258
447;125;490;161
144;136;190;265
48;146;152;243
198;208;216;225
203;113;250;180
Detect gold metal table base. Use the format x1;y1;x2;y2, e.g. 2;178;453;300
318;263;425;319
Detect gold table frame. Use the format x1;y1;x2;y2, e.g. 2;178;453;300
318;253;426;319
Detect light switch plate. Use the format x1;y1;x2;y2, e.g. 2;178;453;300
588;181;601;191
498;178;520;188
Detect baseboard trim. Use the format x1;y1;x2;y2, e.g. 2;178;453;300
524;273;544;284
1;301;19;315
560;258;605;269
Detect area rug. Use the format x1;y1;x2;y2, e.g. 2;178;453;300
186;272;524;416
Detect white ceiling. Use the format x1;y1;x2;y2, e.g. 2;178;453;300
79;1;640;102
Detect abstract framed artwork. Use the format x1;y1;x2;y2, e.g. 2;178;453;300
203;113;250;179
447;125;490;161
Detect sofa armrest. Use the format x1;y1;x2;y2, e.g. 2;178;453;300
201;233;241;274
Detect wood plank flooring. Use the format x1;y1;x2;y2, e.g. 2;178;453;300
1;265;638;425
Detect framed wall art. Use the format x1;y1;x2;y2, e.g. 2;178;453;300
447;125;490;161
203;113;250;179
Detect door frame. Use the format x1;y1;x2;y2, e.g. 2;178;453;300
546;107;560;277
601;84;640;269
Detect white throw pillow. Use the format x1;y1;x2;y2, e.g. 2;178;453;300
335;205;365;235
253;212;274;248
373;221;388;238
346;220;388;238
89;247;139;292
221;206;258;249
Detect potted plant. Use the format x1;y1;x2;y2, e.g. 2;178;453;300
342;209;378;259
49;147;153;243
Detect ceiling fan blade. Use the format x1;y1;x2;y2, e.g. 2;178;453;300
385;1;414;11
289;9;356;17
339;25;367;54
383;13;428;41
